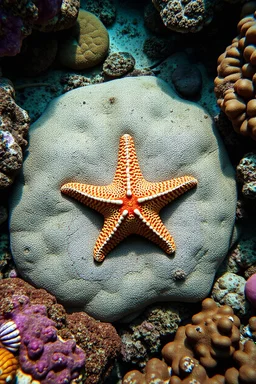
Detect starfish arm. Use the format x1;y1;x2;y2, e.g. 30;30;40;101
94;209;132;262
137;176;198;211
113;134;144;196
134;207;176;254
60;182;123;214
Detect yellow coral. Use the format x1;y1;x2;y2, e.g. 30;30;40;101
58;10;109;70
0;347;18;384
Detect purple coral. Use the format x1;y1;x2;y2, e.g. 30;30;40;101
35;0;62;23
2;296;85;383
245;273;256;308
0;0;62;56
0;9;27;56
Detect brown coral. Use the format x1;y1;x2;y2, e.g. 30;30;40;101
122;298;243;384
58;9;109;70
214;8;256;140
123;358;170;384
225;341;256;383
0;78;30;188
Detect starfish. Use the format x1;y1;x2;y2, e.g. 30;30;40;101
61;134;198;262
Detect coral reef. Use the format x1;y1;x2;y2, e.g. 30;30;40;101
214;7;256;140
0;347;18;384
237;152;256;199
58;9;109;70
34;0;80;32
0;296;85;384
119;303;193;367
211;272;251;317
152;0;215;33
103;52;135;78
0;278;121;383
0;0;78;57
122;298;256;383
9;76;237;322
60;73;104;93
225;341;256;383
59;312;121;384
0;77;30;188
118;303;192;368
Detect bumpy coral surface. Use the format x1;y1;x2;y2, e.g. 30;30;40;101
0;347;18;384
214;8;256;140
237;152;256;199
123;298;247;383
59;312;121;384
119;303;192;367
226;341;256;383
0;0;79;56
0;296;85;384
35;0;80;32
58;9;109;70
9;76;237;322
211;272;250;317
103;52;135;78
0;278;121;383
0;78;30;188
152;0;215;33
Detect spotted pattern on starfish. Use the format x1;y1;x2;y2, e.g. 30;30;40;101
61;134;198;262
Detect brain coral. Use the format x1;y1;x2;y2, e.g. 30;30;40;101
9;76;236;322
214;8;256;140
58;9;109;70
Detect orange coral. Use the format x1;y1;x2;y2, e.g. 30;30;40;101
214;7;256;140
0;347;18;384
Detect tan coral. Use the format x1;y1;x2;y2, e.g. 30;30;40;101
58;9;109;70
123;357;170;384
214;7;256;140
185;298;240;368
122;299;241;383
0;347;18;384
225;340;256;383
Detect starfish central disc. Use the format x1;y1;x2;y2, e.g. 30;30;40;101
121;195;140;216
61;134;198;262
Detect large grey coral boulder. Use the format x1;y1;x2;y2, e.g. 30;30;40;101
9;76;236;322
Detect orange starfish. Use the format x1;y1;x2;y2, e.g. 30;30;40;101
61;134;198;262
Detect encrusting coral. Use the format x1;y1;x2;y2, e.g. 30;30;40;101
0;0;79;57
214;2;256;140
0;77;30;188
0;278;121;384
122;298;256;383
0;347;18;384
152;0;215;33
58;9;109;70
236;152;256;199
